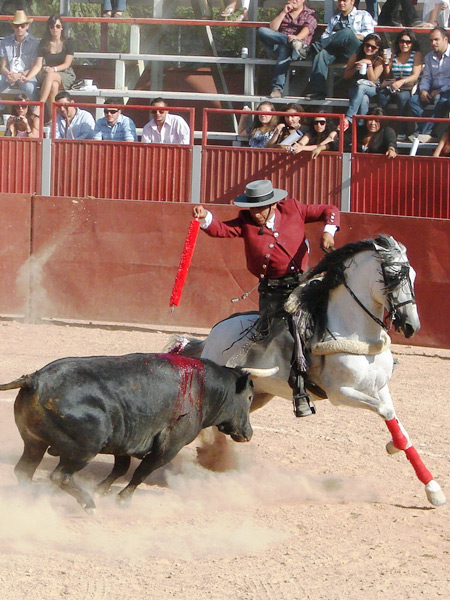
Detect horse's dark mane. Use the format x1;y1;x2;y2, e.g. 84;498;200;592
297;234;398;340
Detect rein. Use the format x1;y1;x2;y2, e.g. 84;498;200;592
343;279;389;331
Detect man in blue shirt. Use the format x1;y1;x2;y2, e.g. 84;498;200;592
408;27;450;142
93;98;137;141
0;10;39;99
54;91;95;139
305;0;374;101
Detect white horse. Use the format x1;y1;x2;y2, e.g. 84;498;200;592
170;235;446;507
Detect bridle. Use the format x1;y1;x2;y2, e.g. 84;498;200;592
343;256;416;332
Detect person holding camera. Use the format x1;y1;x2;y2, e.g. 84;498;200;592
305;0;374;101
5;92;39;137
377;30;422;139
257;0;317;99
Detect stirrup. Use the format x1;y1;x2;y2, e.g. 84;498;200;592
293;392;316;418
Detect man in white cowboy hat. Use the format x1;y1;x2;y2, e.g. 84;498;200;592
193;180;340;418
0;10;39;100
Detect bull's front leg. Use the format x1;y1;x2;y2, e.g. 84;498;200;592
96;455;131;495
117;423;196;503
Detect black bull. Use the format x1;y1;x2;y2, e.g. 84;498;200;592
0;353;255;510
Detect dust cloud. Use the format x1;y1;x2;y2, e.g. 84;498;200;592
0;442;378;562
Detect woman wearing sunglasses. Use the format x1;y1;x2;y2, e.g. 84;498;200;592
291;113;338;159
5;93;39;138
377;30;422;139
24;15;75;118
342;33;384;131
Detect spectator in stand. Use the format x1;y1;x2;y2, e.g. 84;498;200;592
238;101;280;147
265;102;306;149
305;0;374;101
433;123;450;155
93;98;137;141
407;27;450;142
354;0;377;20
358;107;397;157
291;113;339;158
141;98;191;145
24;15;76;118
54;90;95;139
377;30;423;140
257;0;317;99
0;10;39;99
4;92;39;137
220;0;250;22
423;0;449;27
102;1;127;18
343;33;384;130
378;0;426;27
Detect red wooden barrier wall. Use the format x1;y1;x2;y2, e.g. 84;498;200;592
0;139;42;194
23;197;450;349
0;194;31;318
351;154;450;218
201;147;343;206
51;141;193;202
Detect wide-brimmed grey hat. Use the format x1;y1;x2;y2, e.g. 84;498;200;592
233;180;287;208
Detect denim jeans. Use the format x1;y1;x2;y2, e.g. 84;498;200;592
0;74;38;103
310;29;361;95
378;0;418;26
408;91;450;135
103;0;127;12
346;81;378;122
355;0;378;19
257;27;298;92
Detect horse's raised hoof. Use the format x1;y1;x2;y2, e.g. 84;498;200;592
425;480;446;507
386;440;401;455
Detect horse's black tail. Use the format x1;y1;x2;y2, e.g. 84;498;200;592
0;374;34;391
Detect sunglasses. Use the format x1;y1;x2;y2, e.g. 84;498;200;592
314;120;326;125
16;104;26;109
399;39;412;44
104;108;119;114
50;24;62;29
365;43;379;50
13;24;27;29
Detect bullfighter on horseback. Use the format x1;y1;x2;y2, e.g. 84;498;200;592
192;179;340;418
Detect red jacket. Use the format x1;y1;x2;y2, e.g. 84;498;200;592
204;198;340;280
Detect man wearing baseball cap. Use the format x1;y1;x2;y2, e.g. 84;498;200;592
0;10;39;99
193;180;340;418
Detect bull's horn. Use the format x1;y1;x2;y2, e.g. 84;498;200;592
242;366;279;378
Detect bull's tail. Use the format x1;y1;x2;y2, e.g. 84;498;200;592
164;335;205;358
0;374;34;391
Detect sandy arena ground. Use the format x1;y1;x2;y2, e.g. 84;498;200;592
0;321;448;600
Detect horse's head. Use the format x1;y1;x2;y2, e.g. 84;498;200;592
374;235;420;338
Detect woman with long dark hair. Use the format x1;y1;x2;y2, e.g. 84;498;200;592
357;107;397;158
5;93;39;138
265;102;306;149
24;15;75;117
377;29;422;134
343;33;384;130
292;112;338;158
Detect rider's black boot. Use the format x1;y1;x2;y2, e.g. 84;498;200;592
292;375;316;418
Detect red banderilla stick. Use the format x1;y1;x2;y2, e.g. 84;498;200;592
169;218;201;310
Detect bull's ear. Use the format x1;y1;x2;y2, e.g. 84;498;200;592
235;373;251;394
